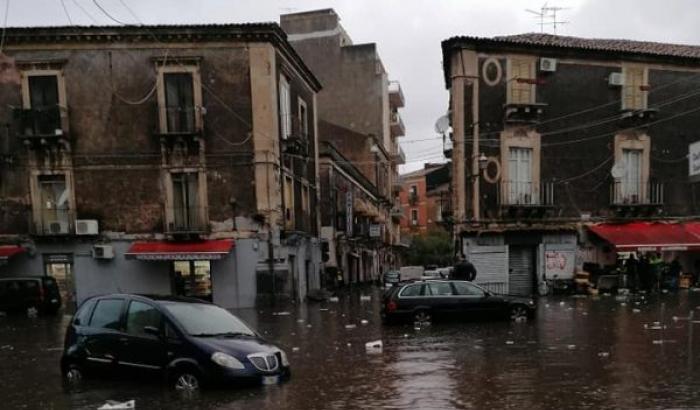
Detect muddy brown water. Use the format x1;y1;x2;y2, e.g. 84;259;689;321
2;289;700;409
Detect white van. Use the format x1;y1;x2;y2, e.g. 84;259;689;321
399;266;425;281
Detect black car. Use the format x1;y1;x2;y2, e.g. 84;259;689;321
0;276;61;314
61;294;290;391
381;280;536;323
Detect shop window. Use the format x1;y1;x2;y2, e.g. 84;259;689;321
45;255;74;309
173;260;212;299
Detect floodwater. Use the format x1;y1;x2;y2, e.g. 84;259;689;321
3;289;700;409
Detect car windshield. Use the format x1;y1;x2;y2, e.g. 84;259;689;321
163;302;256;337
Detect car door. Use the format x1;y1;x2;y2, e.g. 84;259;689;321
451;281;493;319
118;299;168;374
426;281;460;319
83;298;126;371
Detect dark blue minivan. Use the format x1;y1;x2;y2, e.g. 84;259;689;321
61;294;290;391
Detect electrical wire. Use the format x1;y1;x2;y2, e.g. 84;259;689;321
60;0;73;25
70;0;100;24
92;0;130;25
556;156;613;184
0;0;10;54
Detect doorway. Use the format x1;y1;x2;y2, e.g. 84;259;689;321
172;260;212;300
44;254;75;312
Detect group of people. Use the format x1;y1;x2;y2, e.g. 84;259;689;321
619;253;685;292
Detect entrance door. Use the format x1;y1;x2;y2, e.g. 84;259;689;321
509;246;534;296
173;260;212;300
45;256;75;311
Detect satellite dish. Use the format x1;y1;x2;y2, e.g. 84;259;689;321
611;162;626;179
434;115;450;134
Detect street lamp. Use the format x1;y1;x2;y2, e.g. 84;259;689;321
478;153;488;171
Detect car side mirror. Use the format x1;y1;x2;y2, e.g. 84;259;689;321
143;326;160;337
73;318;81;326
483;291;491;298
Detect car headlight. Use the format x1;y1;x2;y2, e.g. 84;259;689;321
279;349;289;367
211;352;245;369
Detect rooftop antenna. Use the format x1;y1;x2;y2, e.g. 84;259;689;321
525;2;570;34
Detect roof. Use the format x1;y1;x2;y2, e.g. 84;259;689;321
3;23;322;91
400;163;447;180
442;32;700;88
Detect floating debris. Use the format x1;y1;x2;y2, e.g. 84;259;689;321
567;344;576;350
345;324;357;330
319;308;329;312
653;340;664;345
360;295;371;302
272;311;291;316
329;296;340;303
0;345;14;351
505;340;515;345
365;340;383;354
632;309;641;313
297;319;305;323
598;352;610;358
98;400;135;410
292;347;300;352
360;319;369;325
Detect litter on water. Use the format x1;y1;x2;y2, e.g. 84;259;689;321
329;297;340;303
505;340;515;345
292;347;300;352
365;340;383;354
598;352;610;358
272;311;291;316
567;344;576;350
632;309;641;313
360;319;369;325
98;400;135;410
345;324;357;330
297;319;305;323
360;295;371;302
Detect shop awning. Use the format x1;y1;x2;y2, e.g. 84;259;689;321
125;240;234;260
0;245;25;261
588;222;700;252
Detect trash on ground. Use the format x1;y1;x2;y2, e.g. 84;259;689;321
345;324;357;330
360;295;371;302
505;340;515;345
360;319;369;325
403;334;409;338
598;352;610;357
365;340;383;354
582;312;589;316
98;400;135;410
272;311;291;316
329;297;340;303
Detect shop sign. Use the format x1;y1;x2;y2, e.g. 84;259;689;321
369;224;381;238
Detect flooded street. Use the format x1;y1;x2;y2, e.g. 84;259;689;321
4;289;700;409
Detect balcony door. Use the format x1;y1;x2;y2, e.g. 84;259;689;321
508;147;534;205
38;175;70;234
28;75;60;135
171;172;199;232
622;149;642;203
164;73;195;133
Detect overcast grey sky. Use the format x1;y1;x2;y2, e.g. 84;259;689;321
4;0;699;172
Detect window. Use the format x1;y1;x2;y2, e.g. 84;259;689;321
302;185;310;229
173;260;212;298
400;284;423;297
74;299;96;326
89;299;124;330
298;98;308;138
125;301;162;337
436;203;443;222
453;281;486;296
508;147;534;205
621;148;642;202
409;185;418;205
171;172;199;231
279;75;291;139
508;58;535;104
164;73;195;133
284;175;295;229
22;75;61;136
163;302;255;336
411;209;418;226
38;174;71;233
428;282;454;296
622;66;647;110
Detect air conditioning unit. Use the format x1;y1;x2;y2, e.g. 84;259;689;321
75;219;99;235
609;72;624;86
540;58;557;72
48;221;70;235
92;245;115;259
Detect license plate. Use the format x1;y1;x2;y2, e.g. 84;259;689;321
262;375;279;385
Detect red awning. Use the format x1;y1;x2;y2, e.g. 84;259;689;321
588;222;700;252
125;240;234;261
0;245;25;260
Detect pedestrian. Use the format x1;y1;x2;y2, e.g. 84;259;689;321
451;257;477;281
669;258;682;291
639;254;651;292
625;253;639;291
649;253;663;292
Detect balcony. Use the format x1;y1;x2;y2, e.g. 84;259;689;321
14;106;68;143
497;181;555;217
610;181;664;206
282;116;310;158
388;81;405;108
503;102;547;124
390;206;404;220
391;145;406;165
392;181;403;193
166;206;208;234
34;209;74;236
618;108;659;127
390;112;405;137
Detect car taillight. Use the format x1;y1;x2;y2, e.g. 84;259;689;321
386;300;397;313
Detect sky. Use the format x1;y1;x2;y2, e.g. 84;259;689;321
4;0;700;173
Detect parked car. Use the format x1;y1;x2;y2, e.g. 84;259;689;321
61;294;290;391
381;280;536;324
0;276;61;314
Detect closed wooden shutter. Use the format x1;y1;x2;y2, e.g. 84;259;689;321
509;59;534;104
623;66;646;110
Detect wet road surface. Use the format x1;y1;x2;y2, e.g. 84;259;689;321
4;288;700;409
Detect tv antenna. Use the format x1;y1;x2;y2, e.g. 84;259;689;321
525;2;570;34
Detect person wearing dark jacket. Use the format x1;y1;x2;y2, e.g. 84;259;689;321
451;259;477;281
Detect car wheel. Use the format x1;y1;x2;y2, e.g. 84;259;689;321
510;305;529;322
63;363;84;386
173;369;201;392
413;309;432;324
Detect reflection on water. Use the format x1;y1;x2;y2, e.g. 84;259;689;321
3;290;700;409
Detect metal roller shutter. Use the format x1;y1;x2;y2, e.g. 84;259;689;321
509;246;534;296
468;245;509;294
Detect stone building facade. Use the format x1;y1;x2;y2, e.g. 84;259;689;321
442;33;700;295
0;24;322;309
